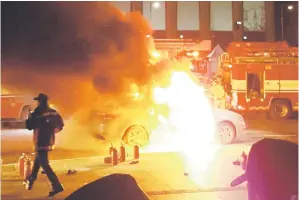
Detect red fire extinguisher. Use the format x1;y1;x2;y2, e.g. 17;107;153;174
24;156;32;180
18;153;26;177
109;143;114;156
133;145;139;160
112;148;118;166
119;145;126;162
31;153;35;162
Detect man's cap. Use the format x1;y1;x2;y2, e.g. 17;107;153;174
33;93;49;101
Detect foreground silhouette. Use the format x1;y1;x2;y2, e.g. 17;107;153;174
232;138;298;200
65;173;149;200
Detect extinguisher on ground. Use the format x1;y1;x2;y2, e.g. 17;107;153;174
111;148;118;166
18;153;26;177
109;143;114;156
24;156;32;180
18;153;32;179
133;145;139;160
119;145;126;162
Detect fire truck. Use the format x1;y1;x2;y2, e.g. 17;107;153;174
1;94;35;128
153;39;211;75
220;41;298;120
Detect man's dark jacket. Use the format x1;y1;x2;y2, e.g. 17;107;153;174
26;106;64;151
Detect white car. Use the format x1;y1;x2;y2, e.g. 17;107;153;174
91;106;246;147
214;108;247;144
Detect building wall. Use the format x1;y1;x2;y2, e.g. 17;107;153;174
113;1;276;49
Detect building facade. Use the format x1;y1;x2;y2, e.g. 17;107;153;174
112;1;276;49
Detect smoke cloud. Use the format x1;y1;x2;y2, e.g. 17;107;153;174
2;2;153;116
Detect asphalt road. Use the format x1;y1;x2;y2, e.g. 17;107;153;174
1;118;298;164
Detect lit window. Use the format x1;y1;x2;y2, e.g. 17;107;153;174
210;1;233;31
243;1;266;31
177;2;200;30
142;1;166;30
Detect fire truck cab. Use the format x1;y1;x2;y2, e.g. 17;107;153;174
221;42;298;120
1;94;36;127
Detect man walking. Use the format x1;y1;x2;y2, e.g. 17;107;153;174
24;93;64;197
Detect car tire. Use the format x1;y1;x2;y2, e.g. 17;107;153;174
217;121;236;145
122;125;149;147
269;99;292;120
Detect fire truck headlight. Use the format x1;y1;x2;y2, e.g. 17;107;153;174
260;98;264;102
228;64;233;68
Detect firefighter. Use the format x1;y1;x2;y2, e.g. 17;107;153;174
209;77;226;109
24;93;64;197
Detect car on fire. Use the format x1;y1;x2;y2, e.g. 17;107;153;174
88;105;158;147
90;105;246;146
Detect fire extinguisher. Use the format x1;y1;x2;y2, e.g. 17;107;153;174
109;143;114;157
24;156;32;180
18;153;26;177
31;153;35;162
112;148;118;166
119;145;126;162
133;145;139;160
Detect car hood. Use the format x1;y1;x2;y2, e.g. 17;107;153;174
213;108;244;123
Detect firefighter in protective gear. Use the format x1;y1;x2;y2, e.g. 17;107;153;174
24;93;64;197
209;78;226;109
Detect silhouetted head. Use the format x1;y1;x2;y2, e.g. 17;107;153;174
34;93;49;106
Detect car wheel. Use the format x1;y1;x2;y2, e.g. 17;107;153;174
123;125;149;147
269;99;292;120
217;121;236;145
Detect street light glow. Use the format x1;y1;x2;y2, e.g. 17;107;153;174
287;5;294;10
152;2;160;9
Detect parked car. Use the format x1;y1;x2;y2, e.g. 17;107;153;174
213;107;247;144
90;104;246;147
88;106;158;147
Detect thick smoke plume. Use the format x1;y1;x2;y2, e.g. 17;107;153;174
2;2;152;117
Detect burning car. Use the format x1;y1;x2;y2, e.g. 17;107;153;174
88;103;161;147
90;106;246;147
88;73;246;147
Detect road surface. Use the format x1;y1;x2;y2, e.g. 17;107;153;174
1;137;298;200
1;117;297;164
1;117;298;200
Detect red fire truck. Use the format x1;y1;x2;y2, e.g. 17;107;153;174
221;41;298;120
1;94;35;127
